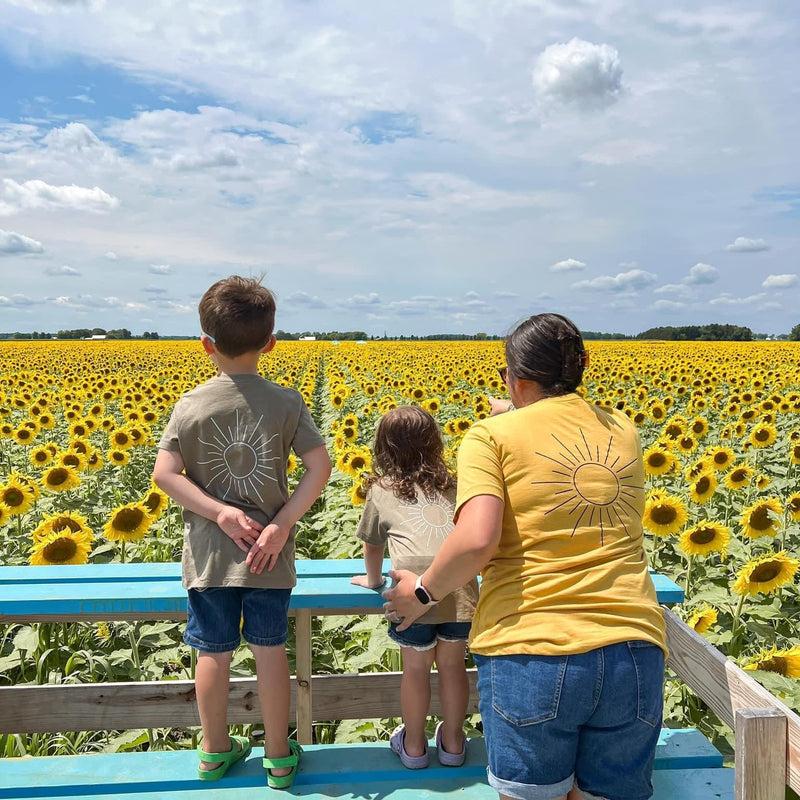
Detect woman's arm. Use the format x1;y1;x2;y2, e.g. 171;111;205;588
383;493;503;630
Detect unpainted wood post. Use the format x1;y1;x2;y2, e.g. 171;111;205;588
294;609;313;745
735;707;786;800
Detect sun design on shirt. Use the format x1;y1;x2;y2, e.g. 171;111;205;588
400;493;455;548
531;430;644;544
197;410;281;501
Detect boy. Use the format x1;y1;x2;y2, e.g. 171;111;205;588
153;275;331;788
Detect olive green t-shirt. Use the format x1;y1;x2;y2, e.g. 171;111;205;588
158;373;325;590
356;482;478;625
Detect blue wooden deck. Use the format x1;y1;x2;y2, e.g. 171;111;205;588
0;561;684;620
0;731;733;800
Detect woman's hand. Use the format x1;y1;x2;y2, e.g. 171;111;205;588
382;569;425;631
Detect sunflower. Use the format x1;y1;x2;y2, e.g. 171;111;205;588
0;504;8;528
675;435;698;455
103;502;154;542
340;425;357;443
86;450;103;470
109;428;134;450
340;448;371;478
107;448;130;467
684;458;711;482
286;453;298;475
749;423;777;449
791;444;800;466
754;473;771;490
349;481;368;506
0;475;35;515
421;398;441;414
643;445;676;476
787;492;800;522
12;426;36;445
743;646;800;678
42;465;81;492
686;604;718;634
689;472;717;504
678;522;730;557
68;420;91;439
60;451;88;472
705;446;735;471
689;417;709;438
31;511;93;543
725;463;753;490
643;494;688;536
30;529;92;566
649;403;667;422
740;498;782;539
142;487;169;519
733;551;799;596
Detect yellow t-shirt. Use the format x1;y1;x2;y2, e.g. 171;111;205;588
456;393;667;657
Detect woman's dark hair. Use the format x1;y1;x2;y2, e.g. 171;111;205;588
504;313;586;396
366;406;455;503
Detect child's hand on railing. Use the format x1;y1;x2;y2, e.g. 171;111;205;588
350;575;386;590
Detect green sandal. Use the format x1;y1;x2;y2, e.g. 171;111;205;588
262;739;303;789
197;734;251;782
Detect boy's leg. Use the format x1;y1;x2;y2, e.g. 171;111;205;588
251;643;292;776
196;650;239;770
400;645;437;757
433;639;469;755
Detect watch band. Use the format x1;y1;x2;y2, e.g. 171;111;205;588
414;575;438;605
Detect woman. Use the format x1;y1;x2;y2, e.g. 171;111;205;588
384;313;667;800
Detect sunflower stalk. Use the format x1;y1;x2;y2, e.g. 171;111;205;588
127;626;156;749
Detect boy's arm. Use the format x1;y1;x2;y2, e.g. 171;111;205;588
350;542;386;589
152;448;262;552
245;444;332;574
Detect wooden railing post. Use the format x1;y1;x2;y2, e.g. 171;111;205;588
735;708;786;800
294;609;313;745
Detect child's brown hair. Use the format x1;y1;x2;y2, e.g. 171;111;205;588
366;405;455;503
198;275;276;357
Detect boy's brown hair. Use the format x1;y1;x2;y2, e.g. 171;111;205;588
366;405;455;503
198;275;276;357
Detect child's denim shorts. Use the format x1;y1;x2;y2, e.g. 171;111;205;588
184;586;292;653
474;640;664;800
388;620;471;651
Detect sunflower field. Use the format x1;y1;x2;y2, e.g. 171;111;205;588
1;338;799;758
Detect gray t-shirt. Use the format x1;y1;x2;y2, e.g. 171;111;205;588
356;482;478;624
158;373;325;590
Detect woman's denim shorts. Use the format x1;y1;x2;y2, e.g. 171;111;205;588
389;620;471;651
184;586;292;653
474;641;664;800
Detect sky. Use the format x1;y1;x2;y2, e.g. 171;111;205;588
0;0;798;338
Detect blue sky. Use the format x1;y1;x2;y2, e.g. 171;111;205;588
1;0;798;336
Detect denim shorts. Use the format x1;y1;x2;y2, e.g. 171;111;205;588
388;621;472;651
184;587;292;653
474;641;664;800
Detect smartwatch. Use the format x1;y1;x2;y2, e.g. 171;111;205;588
414;575;438;605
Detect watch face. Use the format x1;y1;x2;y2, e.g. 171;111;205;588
414;586;430;605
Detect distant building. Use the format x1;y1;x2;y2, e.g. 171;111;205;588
85;334;107;340
299;335;316;341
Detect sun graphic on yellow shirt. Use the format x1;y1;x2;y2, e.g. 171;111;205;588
532;431;644;544
400;493;455;548
198;411;281;502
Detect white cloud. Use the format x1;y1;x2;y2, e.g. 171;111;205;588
762;274;798;290
651;299;685;312
70;94;95;104
342;293;381;307
726;236;770;252
532;38;623;110
105;251;118;260
0;179;119;215
169;148;240;172
580;139;662;166
572;269;658;292
550;258;586;272
284;291;329;309
708;293;766;306
149;264;171;274
686;262;719;285
654;283;690;295
45;265;81;276
0;228;44;254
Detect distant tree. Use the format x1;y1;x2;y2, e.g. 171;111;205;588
790;324;800;341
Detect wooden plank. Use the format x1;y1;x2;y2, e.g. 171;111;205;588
735;708;786;800
0;741;733;800
664;606;800;792
294;609;313;745
0;563;683;623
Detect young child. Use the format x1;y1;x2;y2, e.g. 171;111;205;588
153;275;331;788
350;406;478;769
